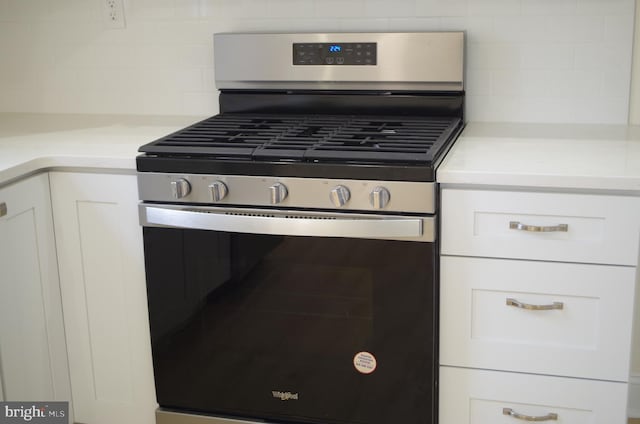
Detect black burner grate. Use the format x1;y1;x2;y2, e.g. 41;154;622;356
140;114;461;165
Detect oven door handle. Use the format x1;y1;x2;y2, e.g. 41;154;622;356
140;205;430;241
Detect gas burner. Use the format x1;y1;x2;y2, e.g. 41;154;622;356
140;114;462;165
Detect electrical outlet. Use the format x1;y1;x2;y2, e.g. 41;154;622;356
103;0;126;29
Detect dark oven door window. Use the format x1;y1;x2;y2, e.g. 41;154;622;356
143;220;436;424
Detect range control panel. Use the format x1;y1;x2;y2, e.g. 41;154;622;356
293;42;377;65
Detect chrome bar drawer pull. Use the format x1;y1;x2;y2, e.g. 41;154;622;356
506;298;564;311
503;408;558;421
509;221;568;233
0;202;6;218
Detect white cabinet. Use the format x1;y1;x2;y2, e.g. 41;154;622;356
440;367;628;424
439;187;640;423
441;189;640;266
0;174;72;405
50;172;156;424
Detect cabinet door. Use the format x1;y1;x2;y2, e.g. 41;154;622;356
440;256;635;382
50;172;155;424
441;188;640;266
0;174;71;404
439;367;628;424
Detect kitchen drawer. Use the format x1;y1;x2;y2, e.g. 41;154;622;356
441;188;640;265
439;367;628;424
440;256;635;381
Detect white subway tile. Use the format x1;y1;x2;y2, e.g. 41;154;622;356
175;68;204;92
601;67;632;98
477;94;526;121
173;0;203;19
200;0;230;18
337;19;391;32
442;17;493;43
183;92;217;116
0;0;9;22
6;0;50;21
56;43;100;67
519;42;574;70
129;0;176;20
465;94;493;121
467;42;521;70
576;0;633;16
490;70;526;95
570;95;629;124
70;67;108;91
135;43;181;67
140;21;207;44
90;66;130;91
519;69;553;96
490;15;548;42
364;0;416;18
266;0;315;19
141;89;183;115
0;0;634;122
521;0;576;16
415;0;467;17
517;97;575;123
222;19;276;32
174;43;213;68
40;86;75;114
465;69;491;96
203;67;215;91
604;14;635;43
544;15;603;43
48;0;99;22
91;43;139;68
0;21;35;49
136;67;171;91
313;0;366;18
239;0;271;19
47;66;81;91
468;0;521;16
546;69;601;96
574;43;603;69
575;42;632;71
439;17;467;32
233;18;341;32
388;18;441;32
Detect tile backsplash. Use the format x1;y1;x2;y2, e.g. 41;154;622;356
0;0;635;123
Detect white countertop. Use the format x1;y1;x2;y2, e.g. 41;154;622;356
437;122;640;193
0;113;203;186
2;114;640;194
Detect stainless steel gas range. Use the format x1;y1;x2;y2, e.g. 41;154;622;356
136;32;465;424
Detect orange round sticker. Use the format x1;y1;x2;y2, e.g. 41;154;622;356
353;351;377;374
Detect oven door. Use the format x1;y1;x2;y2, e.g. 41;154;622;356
140;204;438;424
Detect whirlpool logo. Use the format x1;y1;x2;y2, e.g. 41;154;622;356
271;391;299;401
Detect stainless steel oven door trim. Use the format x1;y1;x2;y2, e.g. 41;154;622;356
157;409;261;424
139;204;435;242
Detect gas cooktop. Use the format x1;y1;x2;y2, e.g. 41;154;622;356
139;113;461;165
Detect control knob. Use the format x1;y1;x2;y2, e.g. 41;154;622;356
170;178;191;199
209;181;228;202
330;185;351;207
269;183;288;204
369;186;390;209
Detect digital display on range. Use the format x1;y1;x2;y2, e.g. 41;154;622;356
293;42;377;66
